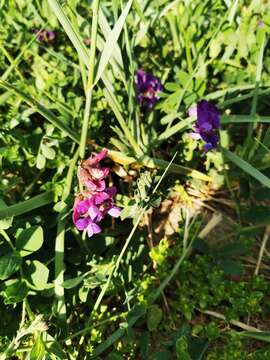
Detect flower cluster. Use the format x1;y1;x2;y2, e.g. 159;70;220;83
73;149;120;238
33;29;55;42
135;69;163;109
189;100;220;151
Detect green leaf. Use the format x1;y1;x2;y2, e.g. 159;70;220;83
0;192;54;219
147;305;162;331
62;275;84;289
222;148;270;189
120;204;140;220
24;260;49;290
2;279;28;304
36;152;46;170
0;199;13;230
94;0;133;85
0;253;22;280
218;258;243;276
42;332;66;359
176;336;191;360
177;70;193;91
188;338;209;360
41;144;56;160
30;335;46;360
16;226;44;257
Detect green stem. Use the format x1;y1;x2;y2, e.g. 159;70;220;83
54;148;79;324
0;229;16;251
245;28;266;159
64;313;125;341
79;0;100;159
54;220;67;324
91;153;177;315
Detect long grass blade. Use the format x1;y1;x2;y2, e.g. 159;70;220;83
0;192;54;219
48;0;141;155
158;118;194;141
0;80;79;143
221;115;270;124
48;0;89;65
222;147;270;188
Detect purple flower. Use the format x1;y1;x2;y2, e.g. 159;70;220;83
189;100;220;151
33;29;55;43
72;191;121;238
135;69;163;108
258;20;264;29
73;148;121;238
75;217;102;238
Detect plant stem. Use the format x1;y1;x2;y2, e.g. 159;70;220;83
54;148;79;325
79;0;100;159
0;229;16;251
91;153;177;316
199;309;261;332
255;225;270;275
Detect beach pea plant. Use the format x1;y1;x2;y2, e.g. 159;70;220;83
0;0;270;358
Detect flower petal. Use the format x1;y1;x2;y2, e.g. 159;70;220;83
87;222;101;237
108;206;121;218
88;205;100;221
83;149;108;167
188;105;197;118
75;218;91;231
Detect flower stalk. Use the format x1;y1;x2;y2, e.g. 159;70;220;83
79;0;100;159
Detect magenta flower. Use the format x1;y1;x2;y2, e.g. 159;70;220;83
189;100;220;151
72;190;120;238
73;150;121;238
75;217;102;238
33;29;55;42
135;69;163;109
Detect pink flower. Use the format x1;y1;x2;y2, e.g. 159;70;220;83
73;148;121;239
72;195;121;238
75;217;101;237
78;149;110;191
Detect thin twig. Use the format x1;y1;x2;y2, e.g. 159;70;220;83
198;309;261;333
255;225;270;275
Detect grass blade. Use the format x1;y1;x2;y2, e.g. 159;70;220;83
222;147;270;188
48;0;89;65
103;86;143;156
0;192;54;219
0;80;79;143
94;0;133;86
79;0;100;159
48;0;141;155
221;115;270;124
239;331;270;343
158;118;194;141
98;7;124;70
92;305;146;358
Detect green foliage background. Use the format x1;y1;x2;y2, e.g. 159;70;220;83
1;0;270;358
